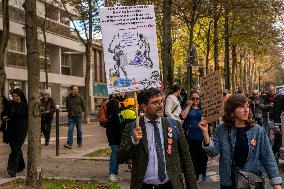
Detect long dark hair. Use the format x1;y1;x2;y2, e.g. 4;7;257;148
222;94;254;128
12;88;27;103
189;90;201;109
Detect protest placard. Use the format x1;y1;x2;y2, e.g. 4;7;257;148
200;70;224;123
100;5;161;94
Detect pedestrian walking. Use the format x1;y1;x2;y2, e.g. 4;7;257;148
180;90;208;181
118;88;197;189
40;89;55;146
272;88;284;161
199;94;282;189
64;85;85;149
164;84;182;122
106;94;122;182
260;84;275;135
1;88;28;177
249;90;262;125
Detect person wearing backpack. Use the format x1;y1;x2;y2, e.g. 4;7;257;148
106;94;122;182
164;84;182;122
120;98;136;137
118;88;197;189
98;99;109;128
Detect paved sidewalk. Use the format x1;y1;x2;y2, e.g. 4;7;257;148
0;122;130;188
0;121;283;189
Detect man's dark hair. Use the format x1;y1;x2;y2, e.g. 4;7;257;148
138;88;162;105
172;84;181;93
70;85;78;90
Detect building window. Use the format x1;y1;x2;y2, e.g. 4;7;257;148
39;42;51;71
45;3;59;22
9;80;24;94
7;35;25;53
61;87;69;108
61;54;71;75
7;52;27;67
6;35;26;68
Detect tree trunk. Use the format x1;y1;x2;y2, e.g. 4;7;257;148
213;3;219;70
231;44;237;93
243;54;247;91
161;0;173;92
224;6;230;90
83;0;92;124
23;0;43;187
247;53;251;94
43;2;48;89
187;19;195;94
238;51;244;88
251;52;257;90
205;21;212;75
0;0;9;112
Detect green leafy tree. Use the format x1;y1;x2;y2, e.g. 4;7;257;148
59;0;103;123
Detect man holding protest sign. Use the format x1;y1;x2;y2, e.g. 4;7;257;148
118;88;197;189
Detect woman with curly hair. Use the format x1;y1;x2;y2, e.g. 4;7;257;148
198;94;282;189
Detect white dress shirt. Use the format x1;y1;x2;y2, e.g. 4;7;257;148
143;116;170;184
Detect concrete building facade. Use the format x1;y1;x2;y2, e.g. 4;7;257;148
1;0;107;112
91;40;108;113
1;0;86;109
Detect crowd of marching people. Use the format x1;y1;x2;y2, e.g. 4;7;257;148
0;83;284;189
101;83;284;188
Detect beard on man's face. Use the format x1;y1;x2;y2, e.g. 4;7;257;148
153;107;164;118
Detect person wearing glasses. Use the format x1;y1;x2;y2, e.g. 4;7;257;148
180;90;208;182
118;88;197;189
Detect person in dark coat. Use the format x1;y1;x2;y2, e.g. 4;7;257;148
106;94;122;182
40;89;55;146
118;88;197;189
272;89;284;160
1;88;28;177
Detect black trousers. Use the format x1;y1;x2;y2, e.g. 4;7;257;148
8;140;25;172
41;117;53;142
272;133;282;156
188;139;208;179
220;185;232;189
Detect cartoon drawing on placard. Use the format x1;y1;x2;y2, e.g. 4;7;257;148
139;71;160;89
130;33;153;68
100;5;161;94
108;34;128;78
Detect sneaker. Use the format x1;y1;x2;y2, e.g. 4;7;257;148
45;141;49;146
8;170;16;177
64;144;72;149
109;174;118;182
202;175;209;182
78;143;82;147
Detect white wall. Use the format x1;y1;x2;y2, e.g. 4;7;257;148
5;67;85;86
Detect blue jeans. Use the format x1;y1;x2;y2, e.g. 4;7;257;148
67;117;82;145
109;145;119;174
